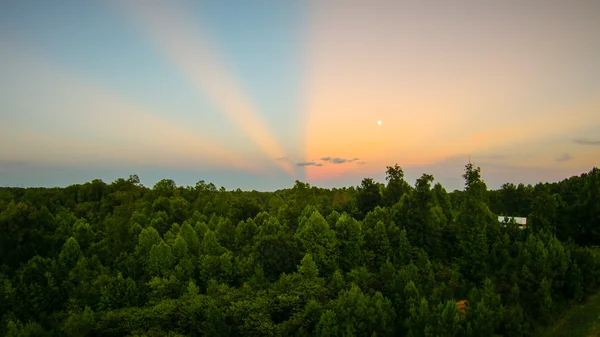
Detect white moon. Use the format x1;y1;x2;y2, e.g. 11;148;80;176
377;120;382;126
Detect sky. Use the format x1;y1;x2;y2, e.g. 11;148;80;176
1;1;600;191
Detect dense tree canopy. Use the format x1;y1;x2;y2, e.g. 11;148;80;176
1;164;600;336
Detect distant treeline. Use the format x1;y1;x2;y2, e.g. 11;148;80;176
0;164;599;336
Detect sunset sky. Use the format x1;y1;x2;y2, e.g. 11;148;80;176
1;1;600;191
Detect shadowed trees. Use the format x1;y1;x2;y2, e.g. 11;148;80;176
0;166;599;336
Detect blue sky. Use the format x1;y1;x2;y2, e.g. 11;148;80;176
1;1;600;191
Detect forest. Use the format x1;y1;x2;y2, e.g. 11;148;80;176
1;163;600;336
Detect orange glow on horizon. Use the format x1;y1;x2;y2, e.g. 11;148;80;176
303;1;600;183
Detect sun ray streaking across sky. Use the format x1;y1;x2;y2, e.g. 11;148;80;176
115;1;296;179
1;0;600;190
0;40;259;173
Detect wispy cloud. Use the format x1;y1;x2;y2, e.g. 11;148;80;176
574;138;600;145
320;157;361;164
556;153;573;163
296;161;323;167
276;157;288;162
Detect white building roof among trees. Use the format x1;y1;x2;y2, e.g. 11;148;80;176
498;216;527;227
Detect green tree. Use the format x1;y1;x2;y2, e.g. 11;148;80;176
59;237;83;272
357;178;383;218
395;174;444;259
5;319;47;337
171;235;188;262
236;218;257;254
383;164;411;206
316;310;339;337
295;211;338;275
456;163;493;283
99;272;138;310
298;254;319;279
62;306;96;336
407;297;430;337
429;300;464;337
202;230;226;256
72;220;95;251
395;229;413;266
179;222;200;256
333;214;364;271
330;270;345;295
148;241;174;277
216;217;236;250
170;196;189;224
467;278;502;336
136;227;162;259
529;185;559;234
253;215;299;281
147;275;180;304
153;179;177;198
330;284;396;336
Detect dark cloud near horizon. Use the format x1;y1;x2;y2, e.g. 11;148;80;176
574;138;600;145
296;161;323;167
556;153;573;163
321;157;361;164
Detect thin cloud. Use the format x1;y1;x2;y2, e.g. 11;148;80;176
331;158;349;164
574;138;600;145
320;157;361;164
296;161;323;167
556;153;573;163
276;157;288;162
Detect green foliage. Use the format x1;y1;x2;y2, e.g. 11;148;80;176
171;234;188;262
99;272;138;310
147;241;174;277
357;178;383;218
253;215;300;281
72;220;95;250
59;237;83;271
330;270;346;295
429;300;464;337
298;254;319;279
147;275;180;304
5;319;48;337
216;217;236;250
236;218;257;254
1;165;599;336
179;222;200;255
334;213;363;271
202;229;225;256
295;211;338;274
329;284;397;336
135;227;161;258
456;164;495;283
62;306;96;336
316;310;338;337
383;164;411;206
